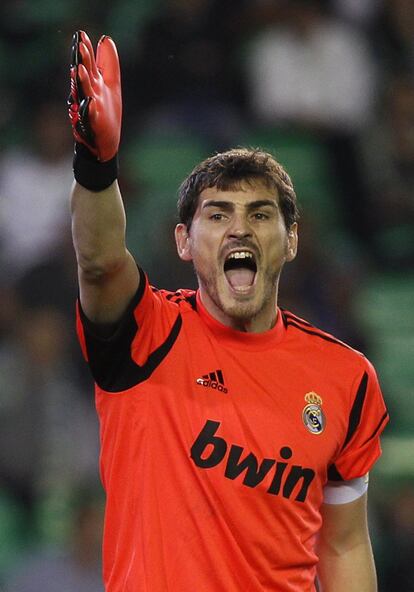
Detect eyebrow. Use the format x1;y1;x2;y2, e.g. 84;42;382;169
202;199;278;211
246;200;278;211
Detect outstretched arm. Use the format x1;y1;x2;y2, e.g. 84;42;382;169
68;31;139;325
316;492;377;591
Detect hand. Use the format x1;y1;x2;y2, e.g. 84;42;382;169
68;30;122;162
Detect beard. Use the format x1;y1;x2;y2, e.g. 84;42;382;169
194;262;280;325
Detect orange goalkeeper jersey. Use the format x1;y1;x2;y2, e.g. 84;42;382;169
76;268;389;592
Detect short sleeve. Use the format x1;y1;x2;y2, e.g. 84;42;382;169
76;267;182;392
328;358;389;481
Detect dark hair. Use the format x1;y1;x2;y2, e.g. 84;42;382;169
178;148;299;230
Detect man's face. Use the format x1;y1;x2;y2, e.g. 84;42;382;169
175;182;297;331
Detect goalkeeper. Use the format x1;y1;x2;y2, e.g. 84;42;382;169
68;30;388;592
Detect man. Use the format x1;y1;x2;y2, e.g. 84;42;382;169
68;31;389;591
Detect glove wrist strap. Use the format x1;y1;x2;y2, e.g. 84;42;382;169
73;142;119;191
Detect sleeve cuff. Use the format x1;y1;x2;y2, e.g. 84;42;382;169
323;474;369;505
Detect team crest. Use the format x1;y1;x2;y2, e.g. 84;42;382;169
302;392;326;435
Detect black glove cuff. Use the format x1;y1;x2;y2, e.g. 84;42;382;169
73;143;119;191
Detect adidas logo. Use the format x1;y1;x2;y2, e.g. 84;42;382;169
196;370;228;394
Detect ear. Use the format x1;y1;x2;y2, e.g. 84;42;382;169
175;223;192;261
286;223;298;262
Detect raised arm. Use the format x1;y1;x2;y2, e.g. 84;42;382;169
68;31;139;325
316;492;377;591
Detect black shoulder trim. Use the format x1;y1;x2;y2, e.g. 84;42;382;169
327;464;344;481
280;310;288;328
80;268;182;392
361;411;389;446
282;310;313;327
186;293;197;310
341;372;368;451
85;312;182;392
137;314;182;385
285;319;351;350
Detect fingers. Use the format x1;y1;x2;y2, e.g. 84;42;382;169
68;29;121;160
77;64;94;99
68;63;94;129
96;36;121;87
71;30;99;79
78;31;99;80
69;31;97;105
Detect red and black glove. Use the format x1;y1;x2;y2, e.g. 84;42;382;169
68;30;122;191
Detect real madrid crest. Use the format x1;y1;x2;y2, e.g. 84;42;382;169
302;392;326;435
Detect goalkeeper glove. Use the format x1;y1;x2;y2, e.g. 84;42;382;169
68;30;122;190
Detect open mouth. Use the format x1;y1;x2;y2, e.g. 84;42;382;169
223;251;257;291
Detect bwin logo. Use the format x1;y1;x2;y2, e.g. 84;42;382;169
196;370;228;393
191;420;315;503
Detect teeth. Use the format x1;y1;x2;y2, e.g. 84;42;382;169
228;251;253;260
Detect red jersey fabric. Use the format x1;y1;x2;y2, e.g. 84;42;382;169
76;268;389;592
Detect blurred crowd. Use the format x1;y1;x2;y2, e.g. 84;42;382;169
0;0;413;590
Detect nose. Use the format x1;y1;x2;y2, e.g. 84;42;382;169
227;213;252;239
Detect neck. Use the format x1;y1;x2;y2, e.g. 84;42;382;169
230;310;278;333
198;288;279;334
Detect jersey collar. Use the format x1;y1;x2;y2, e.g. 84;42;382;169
195;291;286;350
